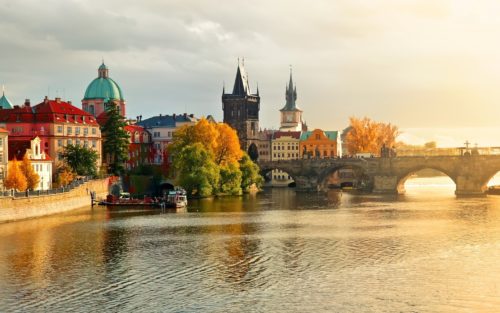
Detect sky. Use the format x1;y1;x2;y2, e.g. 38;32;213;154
2;0;500;146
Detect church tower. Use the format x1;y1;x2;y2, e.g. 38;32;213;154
222;60;260;160
280;67;304;132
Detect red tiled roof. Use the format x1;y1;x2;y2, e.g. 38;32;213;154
0;98;98;125
0;127;8;133
125;124;145;132
273;131;301;139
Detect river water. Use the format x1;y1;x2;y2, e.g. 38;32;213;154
1;177;500;312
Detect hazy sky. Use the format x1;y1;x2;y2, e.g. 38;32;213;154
2;0;500;146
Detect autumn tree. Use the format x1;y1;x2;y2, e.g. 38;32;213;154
214;123;242;166
345;117;399;155
4;158;27;191
20;154;40;190
170;119;262;196
54;162;74;187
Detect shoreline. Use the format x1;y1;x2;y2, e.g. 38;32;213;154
0;178;109;224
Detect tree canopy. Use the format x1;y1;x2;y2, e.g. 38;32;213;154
345;117;400;155
61;144;98;176
101;103;129;175
20;154;40;190
4;158;27;191
170;118;262;196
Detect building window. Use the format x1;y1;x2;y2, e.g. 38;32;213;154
68;139;73;145
84;128;88;136
58;139;63;147
0;152;3;162
67;127;72;135
76;139;81;146
92;128;96;135
57;126;63;133
75;127;80;135
92;140;97;148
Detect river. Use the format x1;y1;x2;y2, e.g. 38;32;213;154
0;177;499;312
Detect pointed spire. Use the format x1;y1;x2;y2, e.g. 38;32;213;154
232;58;250;96
256;82;259;96
283;65;297;110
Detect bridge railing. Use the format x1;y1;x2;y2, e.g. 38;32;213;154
396;147;500;157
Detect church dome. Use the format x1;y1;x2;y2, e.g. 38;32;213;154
83;63;124;101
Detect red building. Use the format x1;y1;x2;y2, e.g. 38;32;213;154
0;97;102;167
124;124;154;170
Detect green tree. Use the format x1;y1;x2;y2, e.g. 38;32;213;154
101;103;129;175
62;144;98;176
174;143;220;197
219;163;242;195
20;154;40;190
239;153;263;191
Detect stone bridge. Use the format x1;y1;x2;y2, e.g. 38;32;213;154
258;155;500;196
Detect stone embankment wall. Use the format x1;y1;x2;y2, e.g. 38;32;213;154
0;178;109;223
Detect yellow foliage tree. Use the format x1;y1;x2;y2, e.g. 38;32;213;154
20;154;40;190
214;123;242;166
345;117;399;155
55;162;74;187
170;118;242;166
4;158;28;191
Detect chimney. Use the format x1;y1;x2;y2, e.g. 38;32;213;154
189;114;194;118
24;99;30;106
173;113;176;120
184;113;187;118
44;96;49;104
68;100;72;105
55;97;61;103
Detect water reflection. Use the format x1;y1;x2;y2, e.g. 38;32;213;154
0;180;500;312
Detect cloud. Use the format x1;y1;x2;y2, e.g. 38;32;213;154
1;0;500;141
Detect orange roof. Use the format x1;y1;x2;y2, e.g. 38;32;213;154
0;127;8;133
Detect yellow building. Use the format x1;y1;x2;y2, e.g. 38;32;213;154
270;131;301;186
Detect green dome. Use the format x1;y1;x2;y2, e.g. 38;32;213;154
83;63;124;101
84;77;124;100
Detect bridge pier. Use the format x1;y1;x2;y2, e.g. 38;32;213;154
294;176;320;191
455;176;487;197
372;175;404;194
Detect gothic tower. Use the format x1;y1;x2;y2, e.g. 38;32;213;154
222;60;260;160
280;67;305;132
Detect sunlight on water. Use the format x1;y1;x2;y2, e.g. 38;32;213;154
1;187;500;312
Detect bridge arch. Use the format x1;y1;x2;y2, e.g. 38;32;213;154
260;167;297;187
317;164;371;190
396;166;457;194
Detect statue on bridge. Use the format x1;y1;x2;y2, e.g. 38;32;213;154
381;144;396;158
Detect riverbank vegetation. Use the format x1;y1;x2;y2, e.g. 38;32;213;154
170;118;263;197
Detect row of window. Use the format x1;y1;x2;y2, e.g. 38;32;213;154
273;153;300;159
57;139;97;148
57;126;97;136
153;131;175;138
273;145;299;151
32;163;50;172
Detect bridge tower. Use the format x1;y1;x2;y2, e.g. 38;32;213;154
222;59;260;160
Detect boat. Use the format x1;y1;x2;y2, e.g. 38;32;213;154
487;185;500;195
163;188;188;208
98;192;156;207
